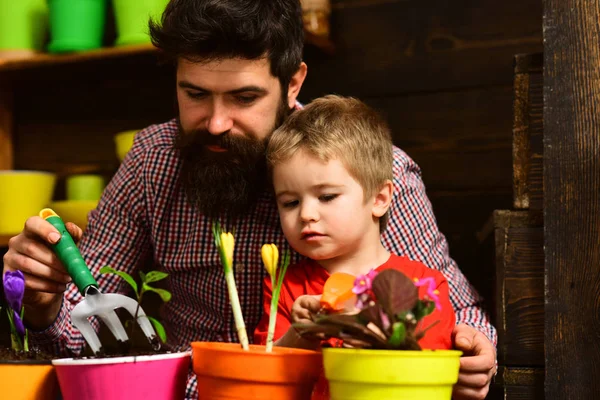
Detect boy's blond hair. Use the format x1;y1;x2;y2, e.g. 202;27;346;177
267;95;393;230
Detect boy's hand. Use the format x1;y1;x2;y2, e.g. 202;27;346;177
291;294;322;324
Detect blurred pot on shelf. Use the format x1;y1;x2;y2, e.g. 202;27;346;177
47;0;106;53
0;0;48;59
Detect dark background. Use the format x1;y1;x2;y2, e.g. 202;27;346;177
0;0;543;353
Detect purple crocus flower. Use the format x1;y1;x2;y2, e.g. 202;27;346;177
4;270;26;336
414;277;442;310
12;311;25;336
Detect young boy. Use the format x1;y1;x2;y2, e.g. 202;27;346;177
254;95;455;353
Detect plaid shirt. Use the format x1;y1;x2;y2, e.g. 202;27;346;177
30;118;496;399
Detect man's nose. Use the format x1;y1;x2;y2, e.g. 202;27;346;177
206;101;234;135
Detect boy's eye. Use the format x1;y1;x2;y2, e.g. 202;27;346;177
281;200;299;208
319;194;338;202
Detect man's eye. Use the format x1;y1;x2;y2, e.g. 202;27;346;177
236;95;258;105
319;194;338;202
187;92;206;99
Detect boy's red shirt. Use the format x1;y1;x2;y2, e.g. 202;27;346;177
254;254;455;350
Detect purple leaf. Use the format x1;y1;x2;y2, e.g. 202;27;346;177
4;270;25;312
371;269;418;317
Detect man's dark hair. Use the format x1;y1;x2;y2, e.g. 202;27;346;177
149;0;304;89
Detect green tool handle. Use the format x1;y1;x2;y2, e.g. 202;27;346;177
40;209;98;294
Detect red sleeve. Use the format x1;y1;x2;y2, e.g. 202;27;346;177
253;274;295;345
417;272;455;350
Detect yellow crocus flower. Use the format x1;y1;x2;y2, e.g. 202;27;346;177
220;232;235;267
261;244;279;278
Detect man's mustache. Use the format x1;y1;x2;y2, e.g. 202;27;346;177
175;129;233;150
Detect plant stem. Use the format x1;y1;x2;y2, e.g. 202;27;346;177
225;271;249;350
266;250;290;352
6;309;23;351
266;277;279;352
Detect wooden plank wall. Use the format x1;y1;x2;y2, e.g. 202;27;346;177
544;0;600;398
5;0;542;308
301;0;542;303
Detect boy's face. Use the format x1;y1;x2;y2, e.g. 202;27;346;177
273;149;383;268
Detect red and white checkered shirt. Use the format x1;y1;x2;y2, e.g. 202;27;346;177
30;118;496;399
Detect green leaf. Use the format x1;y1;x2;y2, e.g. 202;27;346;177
146;316;167;343
143;271;169;284
139;271;146;282
100;266;138;294
142;283;172;303
412;300;436;321
388;321;406;347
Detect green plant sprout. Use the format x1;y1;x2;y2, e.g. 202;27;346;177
99;266;172;343
212;221;249;350
261;243;290;352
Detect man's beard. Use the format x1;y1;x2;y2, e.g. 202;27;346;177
175;99;290;220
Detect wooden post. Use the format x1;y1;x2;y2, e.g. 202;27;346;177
0;87;14;170
544;0;600;398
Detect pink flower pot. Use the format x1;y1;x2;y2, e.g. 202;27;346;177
52;351;190;400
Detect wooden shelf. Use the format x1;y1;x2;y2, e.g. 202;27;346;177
0;235;12;247
0;44;157;73
0;31;334;74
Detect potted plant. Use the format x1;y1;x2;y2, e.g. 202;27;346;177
191;223;323;400
51;267;190;400
295;269;462;400
0;270;60;400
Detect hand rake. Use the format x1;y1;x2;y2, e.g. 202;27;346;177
40;208;158;355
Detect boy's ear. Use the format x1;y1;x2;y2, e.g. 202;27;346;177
372;180;393;218
287;62;308;109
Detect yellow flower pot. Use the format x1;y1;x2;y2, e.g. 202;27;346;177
323;348;462;400
114;130;138;162
48;200;98;231
0;171;56;235
0;361;59;400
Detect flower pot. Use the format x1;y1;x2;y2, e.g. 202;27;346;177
0;171;56;235
112;0;169;46
0;360;59;400
48;200;98;231
114;129;139;161
323;348;462;400
47;0;106;53
192;342;323;400
52;351;191;400
0;0;48;58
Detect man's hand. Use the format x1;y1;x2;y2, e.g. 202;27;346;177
3;216;81;330
452;323;497;400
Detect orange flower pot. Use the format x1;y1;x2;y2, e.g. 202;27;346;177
0;360;59;400
192;342;323;400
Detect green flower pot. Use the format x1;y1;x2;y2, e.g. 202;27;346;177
112;0;169;46
323;348;462;400
48;0;106;53
0;0;48;55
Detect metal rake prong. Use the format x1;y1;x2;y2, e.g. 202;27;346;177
109;293;158;343
98;310;129;343
71;310;103;355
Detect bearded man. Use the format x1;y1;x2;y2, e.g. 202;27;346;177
3;1;498;399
